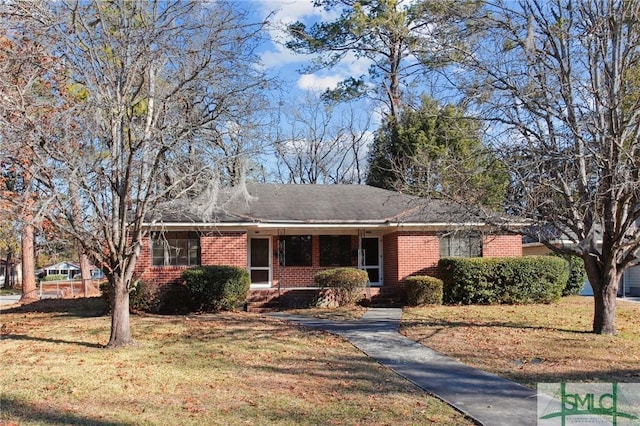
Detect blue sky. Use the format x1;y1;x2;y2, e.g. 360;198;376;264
239;0;380;182
249;0;374;101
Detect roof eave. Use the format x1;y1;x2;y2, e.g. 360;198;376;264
145;220;510;230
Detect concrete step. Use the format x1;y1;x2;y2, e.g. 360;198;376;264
245;301;281;313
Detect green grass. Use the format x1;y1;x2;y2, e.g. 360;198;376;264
0;298;472;425
401;296;640;388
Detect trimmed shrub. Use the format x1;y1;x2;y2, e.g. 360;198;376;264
564;255;586;296
99;279;156;313
99;281;112;313
129;280;154;312
405;275;443;306
183;265;250;312
43;274;68;282
439;256;568;305
549;253;586;296
313;267;368;307
157;283;192;315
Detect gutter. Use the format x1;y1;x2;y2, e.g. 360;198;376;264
145;221;515;231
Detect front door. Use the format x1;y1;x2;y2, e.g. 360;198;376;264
359;237;382;286
249;237;271;287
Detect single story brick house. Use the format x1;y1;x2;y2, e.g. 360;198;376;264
135;183;523;305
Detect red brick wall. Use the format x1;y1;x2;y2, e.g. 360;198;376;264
384;232;523;287
135;236;151;277
482;234;522;257
383;233;399;287
384;232;440;286
201;231;247;267
135;231;248;287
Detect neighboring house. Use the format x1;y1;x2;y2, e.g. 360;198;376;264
522;238;640;297
41;261;104;281
136;183;523;303
42;261;81;279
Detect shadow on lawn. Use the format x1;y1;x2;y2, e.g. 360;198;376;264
0;297;106;317
1;396;133;426
1;333;104;349
501;368;640;389
401;318;593;335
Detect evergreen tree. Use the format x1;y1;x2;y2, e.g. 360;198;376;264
366;97;508;209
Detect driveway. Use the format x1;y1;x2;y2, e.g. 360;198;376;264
0;293;21;306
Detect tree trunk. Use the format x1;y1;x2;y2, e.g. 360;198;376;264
4;250;13;288
69;176;96;296
78;249;96;297
584;256;619;335
105;275;136;348
20;222;37;302
593;285;617;335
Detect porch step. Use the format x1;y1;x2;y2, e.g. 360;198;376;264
247;289;320;311
365;288;404;308
246;288;405;311
245;300;281;313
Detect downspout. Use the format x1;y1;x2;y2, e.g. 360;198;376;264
277;229;285;298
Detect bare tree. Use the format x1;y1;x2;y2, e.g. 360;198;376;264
2;0;270;347
0;28;53;301
457;0;640;334
274;92;371;184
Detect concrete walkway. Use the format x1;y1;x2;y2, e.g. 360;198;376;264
270;308;540;426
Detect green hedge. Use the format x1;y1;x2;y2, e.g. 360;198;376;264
438;256;568;305
405;276;443;306
314;267;368;307
182;265;250;312
42;274;68;282
99;279;154;313
549;253;586;296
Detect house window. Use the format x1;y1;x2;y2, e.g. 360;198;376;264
279;236;312;266
440;232;482;257
152;231;200;266
320;235;352;266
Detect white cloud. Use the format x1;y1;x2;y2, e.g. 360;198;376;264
251;1;375;106
297;73;344;91
255;0;339;24
253;0;342;69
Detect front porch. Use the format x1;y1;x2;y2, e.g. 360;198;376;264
247;232;386;290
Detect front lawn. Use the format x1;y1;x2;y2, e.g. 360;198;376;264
0;298;472;426
401;296;640;388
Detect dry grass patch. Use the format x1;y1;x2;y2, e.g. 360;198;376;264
1;298;472;425
401;296;640;389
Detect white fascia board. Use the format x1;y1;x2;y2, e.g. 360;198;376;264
145;221;516;231
522;239;581;248
395;222;488;227
144;222;251;231
251;222;389;229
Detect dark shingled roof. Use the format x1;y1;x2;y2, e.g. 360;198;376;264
151;183;490;226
